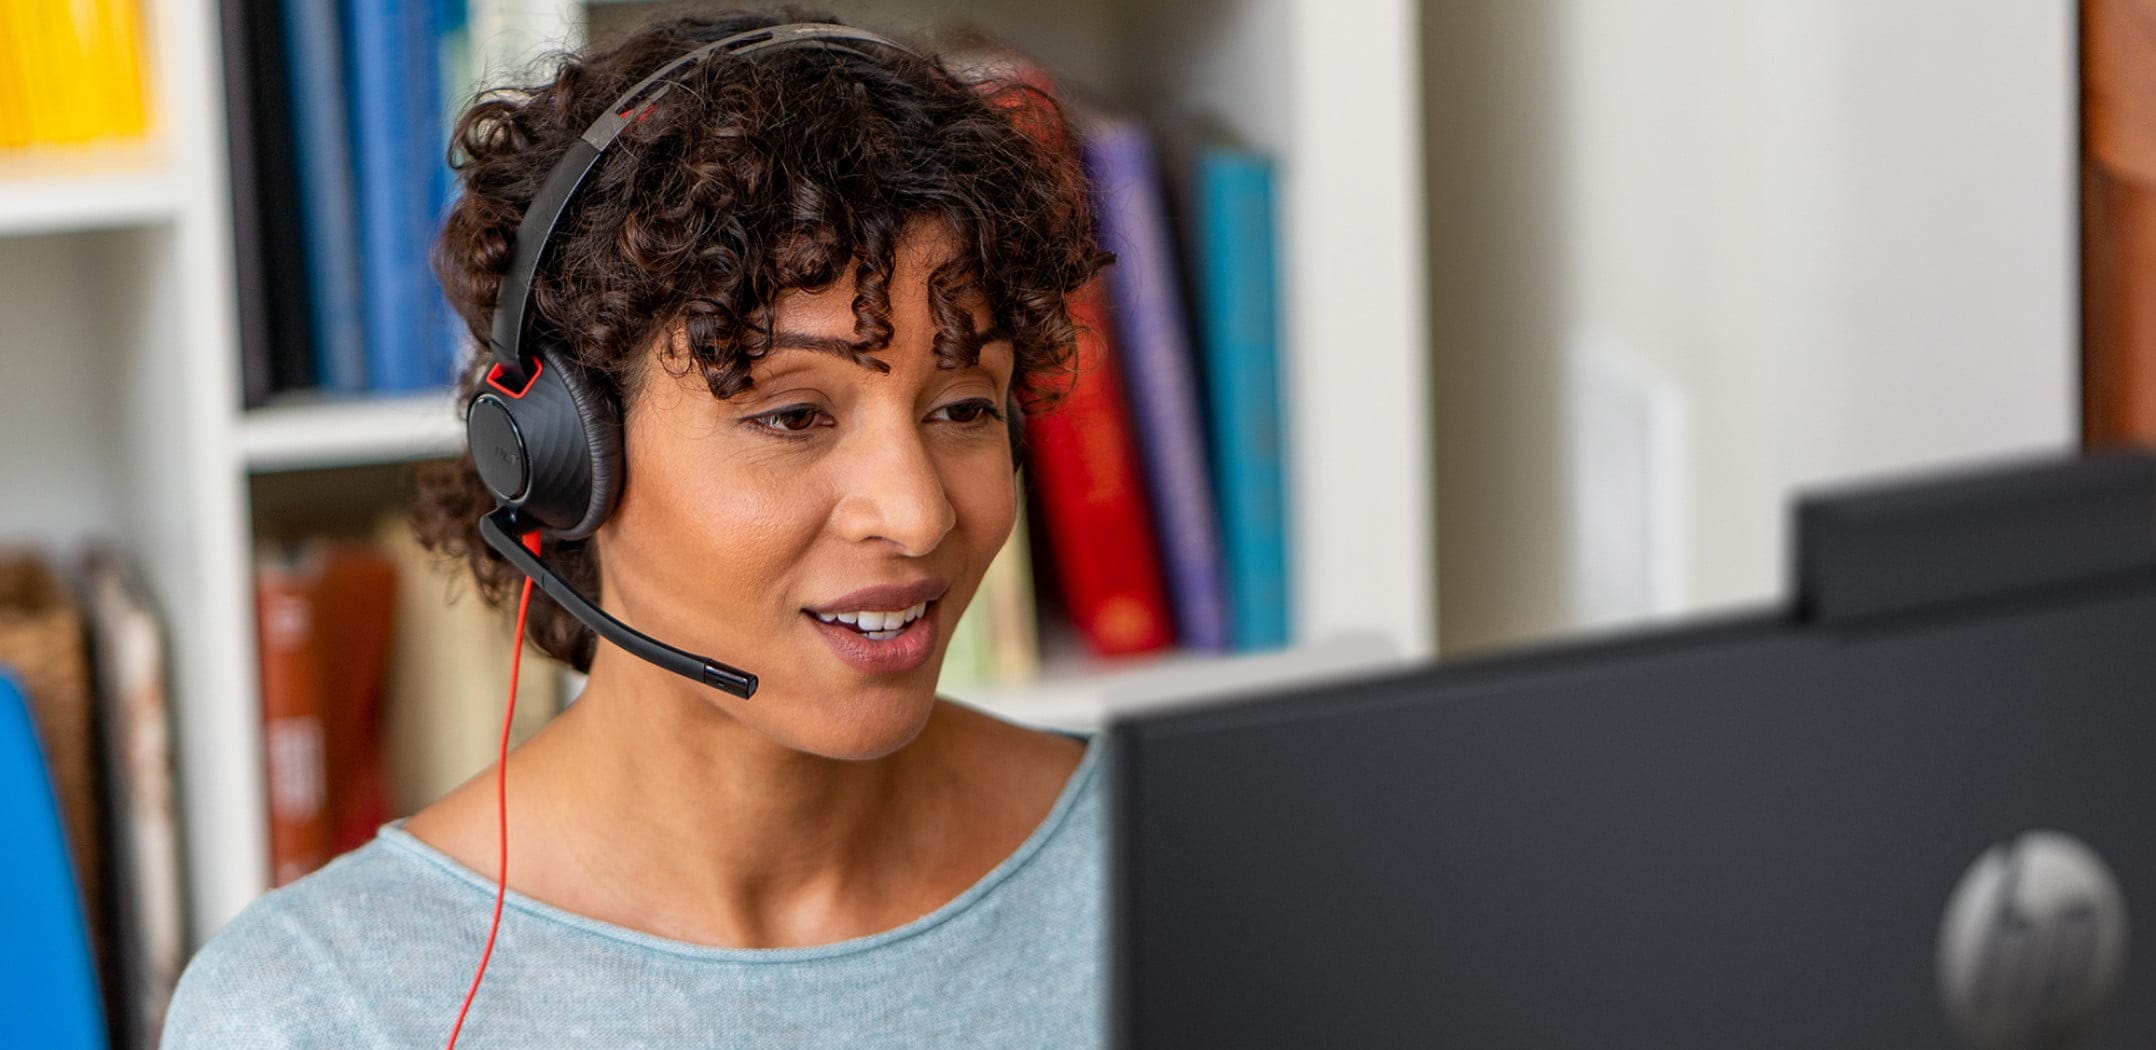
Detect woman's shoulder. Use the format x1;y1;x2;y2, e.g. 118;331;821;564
160;836;452;1047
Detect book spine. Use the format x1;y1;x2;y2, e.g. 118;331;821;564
963;47;1175;658
937;588;992;693
279;0;368;392
434;0;474;382
346;0;431;392
1085;113;1232;653
984;496;1042;682
83;549;187;1047
1022;282;1178;657
255;557;332;885
1198;148;1292;651
219;0;275;408
313;544;398;856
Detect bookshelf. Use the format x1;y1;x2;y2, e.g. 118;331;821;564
0;0;1433;949
0;141;180;236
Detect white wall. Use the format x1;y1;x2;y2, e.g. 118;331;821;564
1429;0;2076;654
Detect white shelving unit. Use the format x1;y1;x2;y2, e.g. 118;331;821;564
1;0;1433;949
238;390;466;472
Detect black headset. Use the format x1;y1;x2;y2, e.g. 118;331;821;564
462;22;1026;699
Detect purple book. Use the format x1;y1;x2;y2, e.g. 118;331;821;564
1080;110;1232;652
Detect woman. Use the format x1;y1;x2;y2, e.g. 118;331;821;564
165;9;1113;1046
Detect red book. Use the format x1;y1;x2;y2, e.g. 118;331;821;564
955;42;1175;657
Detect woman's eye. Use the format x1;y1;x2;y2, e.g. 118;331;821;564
935;399;1004;426
744;399;1001;439
748;405;827;435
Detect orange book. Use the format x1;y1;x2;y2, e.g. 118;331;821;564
2083;0;2156;447
255;540;398;884
255;553;331;886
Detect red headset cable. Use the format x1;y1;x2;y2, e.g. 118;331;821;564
447;530;542;1048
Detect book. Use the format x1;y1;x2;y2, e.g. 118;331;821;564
254;548;333;884
347;0;456;393
1079;107;1232;653
0;0;148;148
313;545;398;854
222;0;318;407
2082;0;2156;447
278;0;369;393
79;544;185;1049
936;580;991;692
1194;138;1293;651
255;539;398;883
935;498;1043;693
982;496;1043;683
371;510;561;816
949;38;1176;659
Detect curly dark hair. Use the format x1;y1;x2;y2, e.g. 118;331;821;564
409;7;1111;672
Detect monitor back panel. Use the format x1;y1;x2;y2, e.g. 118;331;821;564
1108;577;2156;1047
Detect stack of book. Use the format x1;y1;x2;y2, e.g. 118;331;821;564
251;508;566;887
939;38;1294;690
222;0;555;406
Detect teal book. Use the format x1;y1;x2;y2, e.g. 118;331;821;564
1194;142;1291;651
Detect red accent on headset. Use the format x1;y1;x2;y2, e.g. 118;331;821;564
520;531;543;556
486;357;544;399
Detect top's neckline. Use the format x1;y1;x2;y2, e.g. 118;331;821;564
371;729;1103;964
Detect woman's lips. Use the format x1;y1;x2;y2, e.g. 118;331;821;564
803;601;939;675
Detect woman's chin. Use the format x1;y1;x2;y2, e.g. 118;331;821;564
758;679;943;761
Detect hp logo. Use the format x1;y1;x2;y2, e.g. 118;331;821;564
1937;830;2127;1049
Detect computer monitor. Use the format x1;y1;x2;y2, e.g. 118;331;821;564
1106;450;2156;1048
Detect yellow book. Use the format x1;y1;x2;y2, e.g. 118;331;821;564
369;510;564;816
98;0;149;138
12;0;54;143
0;0;28;148
983;495;1042;685
79;0;116;138
37;0;88;143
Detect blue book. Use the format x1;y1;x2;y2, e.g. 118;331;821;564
0;670;106;1048
1194;143;1291;651
431;0;471;382
346;0;455;391
277;0;367;392
1082;110;1232;653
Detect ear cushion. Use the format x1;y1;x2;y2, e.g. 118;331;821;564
541;344;623;540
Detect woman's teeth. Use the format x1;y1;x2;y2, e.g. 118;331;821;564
813;601;929;640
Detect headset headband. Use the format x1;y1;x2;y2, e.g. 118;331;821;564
485;23;920;387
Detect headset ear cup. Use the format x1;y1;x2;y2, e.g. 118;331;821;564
543;346;623;540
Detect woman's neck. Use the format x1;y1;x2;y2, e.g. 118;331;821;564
511;679;976;949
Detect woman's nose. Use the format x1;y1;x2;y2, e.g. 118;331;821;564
829;418;958;557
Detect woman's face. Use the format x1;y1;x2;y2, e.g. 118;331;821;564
595;219;1018;760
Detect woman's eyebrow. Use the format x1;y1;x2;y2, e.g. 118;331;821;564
770;331;869;356
766;329;1014;359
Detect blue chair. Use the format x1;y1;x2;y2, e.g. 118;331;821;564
0;668;106;1048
